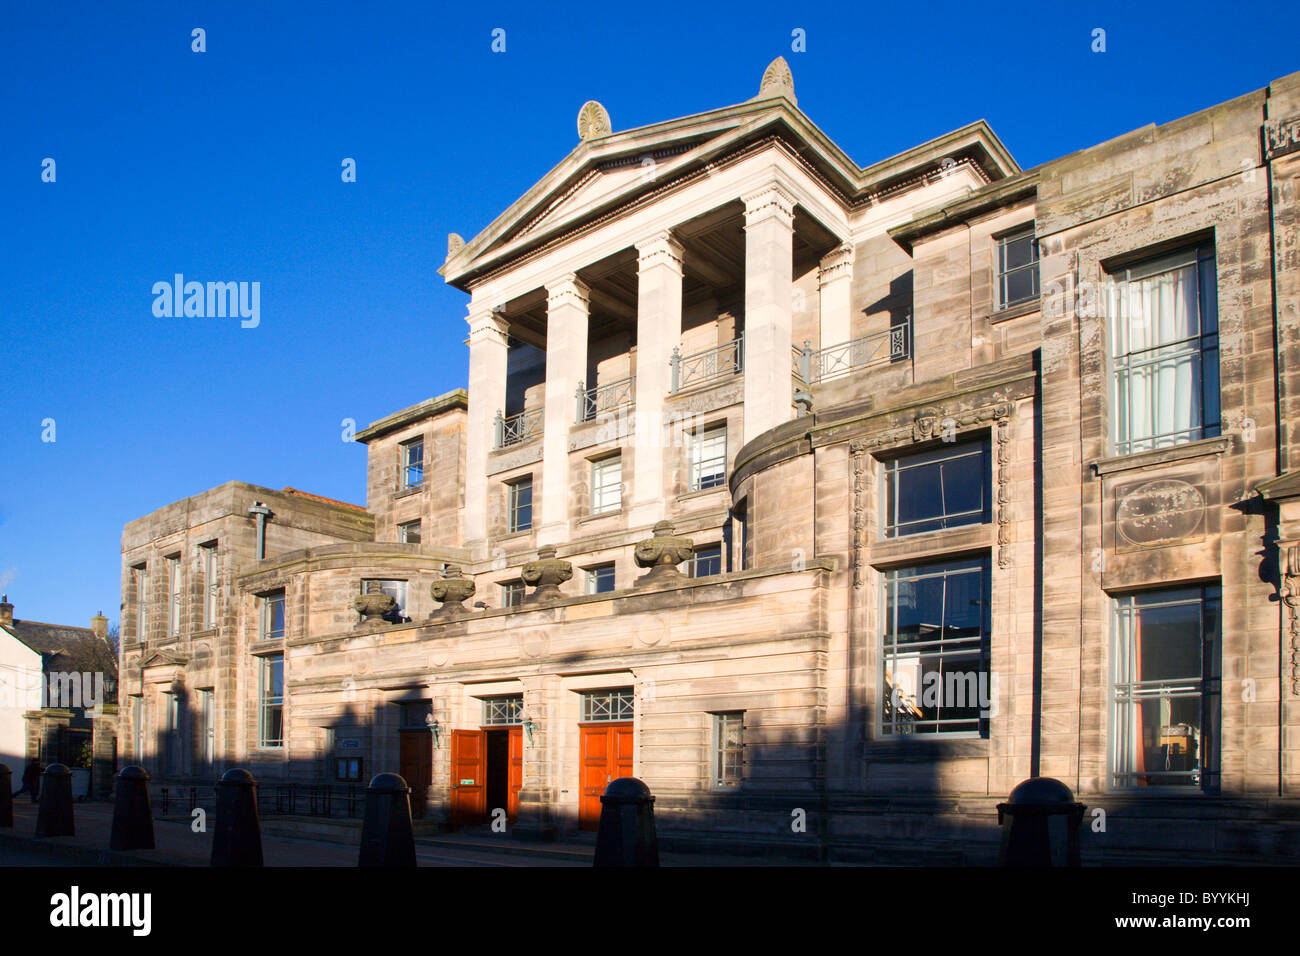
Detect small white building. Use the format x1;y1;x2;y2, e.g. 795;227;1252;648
0;596;45;785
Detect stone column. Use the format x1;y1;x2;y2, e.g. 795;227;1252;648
631;231;684;526
818;242;854;351
465;309;510;558
539;275;590;546
742;184;797;445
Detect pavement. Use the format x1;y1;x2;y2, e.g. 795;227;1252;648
0;801;817;867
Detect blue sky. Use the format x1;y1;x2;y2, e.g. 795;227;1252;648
0;0;1293;628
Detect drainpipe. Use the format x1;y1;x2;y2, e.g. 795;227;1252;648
248;502;273;560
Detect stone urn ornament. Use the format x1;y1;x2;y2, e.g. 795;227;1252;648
430;565;476;618
521;545;572;604
354;581;396;626
634;520;695;586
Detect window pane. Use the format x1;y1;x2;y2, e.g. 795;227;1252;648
884;441;988;538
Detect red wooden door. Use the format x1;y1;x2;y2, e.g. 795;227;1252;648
578;723;633;830
450;730;485;828
507;726;523;821
399;729;433;819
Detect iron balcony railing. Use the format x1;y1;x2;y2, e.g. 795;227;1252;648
576;374;635;423
670;334;744;394
494;406;543;449
798;322;910;384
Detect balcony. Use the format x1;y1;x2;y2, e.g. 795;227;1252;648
494;406;543;449
576;374;635;423
670;334;744;394
795;322;910;384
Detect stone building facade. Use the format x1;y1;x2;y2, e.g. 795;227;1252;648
119;60;1300;862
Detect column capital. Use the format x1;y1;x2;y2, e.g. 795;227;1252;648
818;242;854;286
466;308;510;346
546;274;591;309
742;183;797;230
636;230;685;273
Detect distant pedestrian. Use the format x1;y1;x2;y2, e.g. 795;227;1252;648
13;759;41;803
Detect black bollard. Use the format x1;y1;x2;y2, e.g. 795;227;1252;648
0;765;12;828
110;766;155;851
35;764;75;837
358;773;417;867
593;777;659;867
210;768;263;867
996;776;1086;866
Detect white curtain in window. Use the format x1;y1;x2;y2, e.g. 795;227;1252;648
1114;262;1200;449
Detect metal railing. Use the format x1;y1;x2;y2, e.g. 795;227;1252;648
152;782;366;819
670;334;744;394
494;406;543;449
576;375;635;423
800;322;910;383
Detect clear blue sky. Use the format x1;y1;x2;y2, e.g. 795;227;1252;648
0;0;1293;628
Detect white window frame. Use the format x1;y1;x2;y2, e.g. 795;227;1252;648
995;226;1040;310
712;711;744;788
258;653;284;749
399;437;425;490
260;591;286;642
134;564;148;642
201;543;219;628
1107;243;1220;457
166;555;182;638
590;455;622;515
585;564;616;594
689;424;727;492
508;476;533;533
398;520;421;544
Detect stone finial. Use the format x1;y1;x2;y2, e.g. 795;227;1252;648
757;56;796;107
577;100;612;141
430;565;476;618
521;545;573;604
446;233;465;260
634;521;695;587
354;583;397;626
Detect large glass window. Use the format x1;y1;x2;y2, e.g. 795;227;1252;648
1108;243;1220;456
258;654;284;748
398;520;421;544
997;227;1040;309
590;455;622;515
881;440;990;538
132;696;145;761
881;556;991;737
1112;585;1220;790
508;476;533;533
712;712;744;788
689;424;727;492
260;591;285;642
400;438;424;490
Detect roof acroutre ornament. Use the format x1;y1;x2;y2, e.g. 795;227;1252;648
446;233;465;260
757;56;797;107
577;100;612;141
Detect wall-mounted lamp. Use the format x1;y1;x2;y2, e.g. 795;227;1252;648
520;708;539;747
426;713;444;750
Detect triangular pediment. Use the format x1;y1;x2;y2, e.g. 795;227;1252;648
440;73;1020;291
140;648;190;669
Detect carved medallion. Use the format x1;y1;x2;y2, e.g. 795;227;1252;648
577;101;612;141
1115;478;1206;546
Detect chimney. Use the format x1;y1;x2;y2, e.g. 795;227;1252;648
0;595;12;628
91;611;108;640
